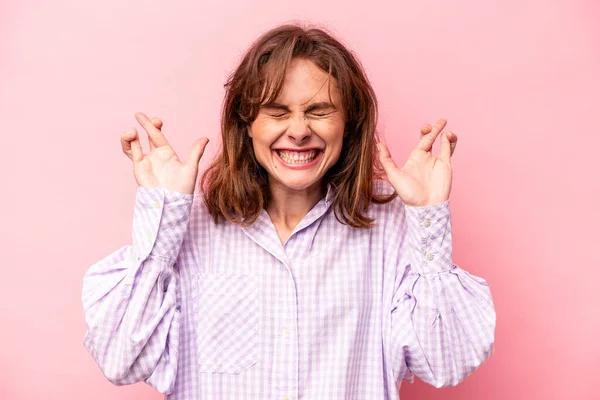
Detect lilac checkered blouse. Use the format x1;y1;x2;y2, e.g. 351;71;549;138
82;180;495;399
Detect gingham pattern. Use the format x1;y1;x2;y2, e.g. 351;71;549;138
82;180;495;399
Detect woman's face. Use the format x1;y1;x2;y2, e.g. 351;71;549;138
249;58;346;194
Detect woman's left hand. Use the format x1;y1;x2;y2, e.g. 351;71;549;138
378;119;458;207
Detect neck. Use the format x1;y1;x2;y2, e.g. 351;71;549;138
266;179;325;232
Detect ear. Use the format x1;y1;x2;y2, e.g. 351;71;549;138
248;126;253;138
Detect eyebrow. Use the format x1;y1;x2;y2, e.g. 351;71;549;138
262;102;337;112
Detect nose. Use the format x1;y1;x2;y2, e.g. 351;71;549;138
286;115;311;144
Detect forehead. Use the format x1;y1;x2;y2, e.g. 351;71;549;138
274;58;341;106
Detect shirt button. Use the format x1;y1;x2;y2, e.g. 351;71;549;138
154;201;162;209
146;230;153;240
426;252;434;261
281;327;290;337
283;397;289;400
424;219;431;228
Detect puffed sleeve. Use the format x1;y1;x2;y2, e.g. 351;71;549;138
386;198;496;388
82;187;194;394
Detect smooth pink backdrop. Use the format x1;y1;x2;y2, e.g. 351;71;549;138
1;0;599;399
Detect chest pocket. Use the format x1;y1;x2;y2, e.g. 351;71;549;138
195;272;259;374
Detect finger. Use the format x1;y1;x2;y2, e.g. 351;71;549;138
450;133;457;156
135;112;169;148
151;117;163;130
439;131;458;163
377;142;399;177
148;118;162;151
420;124;432;137
185;137;210;168
120;130;133;160
147;131;155;151
130;129;143;162
417;119;447;152
121;128;143;162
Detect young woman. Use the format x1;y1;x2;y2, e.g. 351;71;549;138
82;24;495;400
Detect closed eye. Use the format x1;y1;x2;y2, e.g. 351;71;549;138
309;111;333;117
261;105;290;118
305;102;337;117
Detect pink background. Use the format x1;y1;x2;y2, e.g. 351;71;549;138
1;0;599;399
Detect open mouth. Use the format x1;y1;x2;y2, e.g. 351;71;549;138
274;149;321;165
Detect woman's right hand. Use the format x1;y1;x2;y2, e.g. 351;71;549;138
120;112;210;194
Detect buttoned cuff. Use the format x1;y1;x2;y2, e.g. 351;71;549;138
405;200;453;275
131;187;194;261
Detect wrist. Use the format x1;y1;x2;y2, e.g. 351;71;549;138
132;187;194;260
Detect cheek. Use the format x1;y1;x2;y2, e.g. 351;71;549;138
250;122;279;167
252;140;271;166
251;119;286;146
317;120;345;150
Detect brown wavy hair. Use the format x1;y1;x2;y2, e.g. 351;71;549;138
201;23;396;228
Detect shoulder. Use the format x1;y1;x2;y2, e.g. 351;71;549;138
190;193;242;234
190;192;214;228
363;180;408;239
373;179;396;197
182;193;220;257
370;179;406;216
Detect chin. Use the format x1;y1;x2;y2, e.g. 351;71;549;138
272;174;323;192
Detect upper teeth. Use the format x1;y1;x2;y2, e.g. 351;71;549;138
277;150;318;162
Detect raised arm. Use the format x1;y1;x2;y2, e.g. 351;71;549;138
82;113;209;394
379;119;495;386
387;199;495;387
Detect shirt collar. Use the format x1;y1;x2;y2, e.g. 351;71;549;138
324;182;336;207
